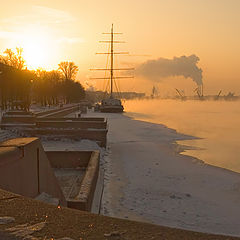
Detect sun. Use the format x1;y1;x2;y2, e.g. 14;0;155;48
19;27;56;70
23;39;47;69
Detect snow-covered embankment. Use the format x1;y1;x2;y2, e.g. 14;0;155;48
89;112;240;237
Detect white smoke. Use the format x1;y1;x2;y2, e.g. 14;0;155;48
136;54;203;86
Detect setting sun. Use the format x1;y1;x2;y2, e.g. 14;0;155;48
23;38;48;70
17;27;56;70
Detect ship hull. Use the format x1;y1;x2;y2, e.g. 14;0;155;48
100;98;124;113
100;105;124;113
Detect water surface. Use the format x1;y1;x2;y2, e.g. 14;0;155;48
124;99;240;173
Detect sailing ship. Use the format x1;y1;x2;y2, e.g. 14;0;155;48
91;24;134;113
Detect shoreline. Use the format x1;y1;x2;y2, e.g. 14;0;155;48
124;99;240;174
126;111;240;176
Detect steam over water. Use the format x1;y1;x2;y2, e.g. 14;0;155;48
124;99;240;173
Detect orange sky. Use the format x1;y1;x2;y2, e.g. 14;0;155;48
1;0;240;95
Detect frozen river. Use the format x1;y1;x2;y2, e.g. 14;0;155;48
124;99;240;173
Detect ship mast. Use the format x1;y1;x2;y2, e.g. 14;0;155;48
90;24;134;99
110;24;113;97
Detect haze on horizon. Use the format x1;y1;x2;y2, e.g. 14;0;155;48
1;0;240;95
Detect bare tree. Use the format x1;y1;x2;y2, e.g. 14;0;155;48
58;61;78;80
0;47;25;70
0;52;85;109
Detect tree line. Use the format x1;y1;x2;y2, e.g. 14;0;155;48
0;48;85;110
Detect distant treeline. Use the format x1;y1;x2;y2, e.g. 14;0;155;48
0;48;85;110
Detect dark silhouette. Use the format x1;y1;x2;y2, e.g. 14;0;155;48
0;48;85;110
58;61;78;80
58;61;85;104
33;70;62;106
0;47;25;70
33;68;85;106
0;62;33;110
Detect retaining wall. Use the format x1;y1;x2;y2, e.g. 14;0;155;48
1;115;36;124
0;138;66;206
46;151;100;211
1;105;80;124
22;128;108;147
46;151;92;168
37;105;80;118
36;121;107;129
35;105;77;117
36;117;105;122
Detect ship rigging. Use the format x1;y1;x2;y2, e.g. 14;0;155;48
90;24;134;112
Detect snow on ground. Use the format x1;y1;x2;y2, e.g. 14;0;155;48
0;129;19;143
42;138;101;152
85;110;240;237
30;104;62;113
1;106;240;236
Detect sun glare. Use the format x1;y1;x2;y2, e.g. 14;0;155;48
23;39;47;69
19;27;56;70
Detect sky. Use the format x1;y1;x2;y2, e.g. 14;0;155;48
0;0;240;95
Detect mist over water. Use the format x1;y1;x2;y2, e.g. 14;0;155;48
124;99;240;173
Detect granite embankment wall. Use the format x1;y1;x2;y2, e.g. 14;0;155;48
1;112;36;124
35;104;80;118
1;121;108;148
37;117;105;122
36;120;107;129
0;137;101;212
46;151;92;168
0;138;66;206
46;151;100;211
1;105;80;124
22;128;108;147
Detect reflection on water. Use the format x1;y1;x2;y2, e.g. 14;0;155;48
124;99;240;173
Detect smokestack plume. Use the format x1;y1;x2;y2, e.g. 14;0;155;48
136;54;203;86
